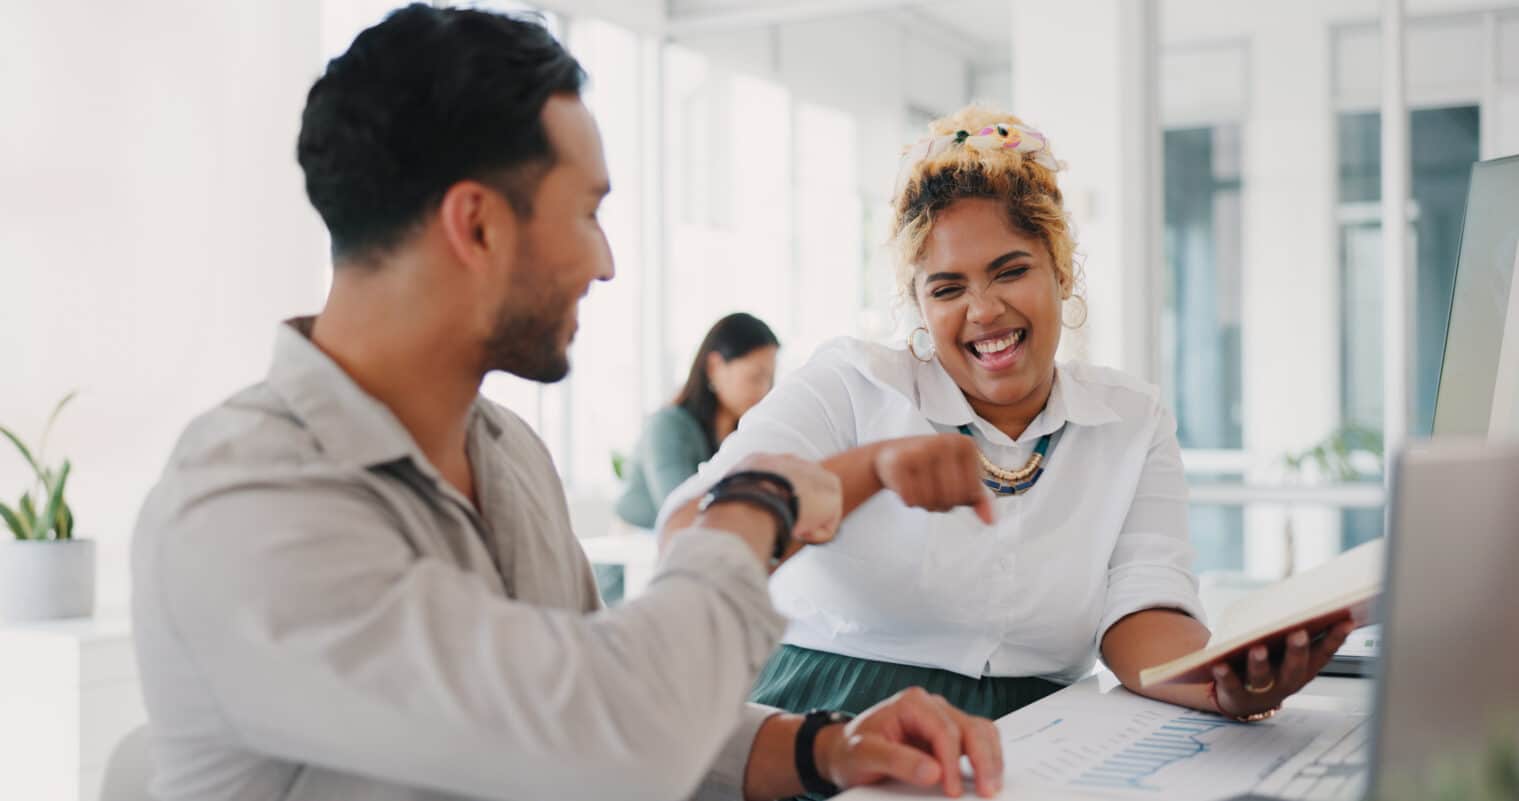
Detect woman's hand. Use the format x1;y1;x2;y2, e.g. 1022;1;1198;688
872;434;995;524
1210;621;1357;718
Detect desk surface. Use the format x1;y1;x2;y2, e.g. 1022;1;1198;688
838;672;1374;800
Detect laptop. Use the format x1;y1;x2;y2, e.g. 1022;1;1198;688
1226;439;1519;801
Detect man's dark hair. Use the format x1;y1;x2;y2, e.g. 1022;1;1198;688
297;4;585;261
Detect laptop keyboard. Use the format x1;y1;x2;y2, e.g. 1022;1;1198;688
1252;721;1371;800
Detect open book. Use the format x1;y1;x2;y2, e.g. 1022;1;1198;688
1138;538;1385;687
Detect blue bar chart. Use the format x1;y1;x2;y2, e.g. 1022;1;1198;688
1069;713;1241;792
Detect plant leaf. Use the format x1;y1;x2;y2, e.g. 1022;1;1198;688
36;460;69;541
610;451;626;480
18;493;37;537
56;500;73;540
0;501;26;540
36;390;77;464
0;424;42;479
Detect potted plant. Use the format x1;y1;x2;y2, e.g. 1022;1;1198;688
1276;424;1383;577
0;392;94;623
1375;726;1519;800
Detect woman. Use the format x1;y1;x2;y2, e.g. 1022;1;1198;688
615;312;780;528
660;107;1352;728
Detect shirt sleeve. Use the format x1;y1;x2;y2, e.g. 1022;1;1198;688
143;470;787;801
656;343;860;531
642;409;710;512
1097;403;1209;640
686;702;782;801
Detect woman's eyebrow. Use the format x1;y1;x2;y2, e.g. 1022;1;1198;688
924;250;1033;283
923;271;964;283
985;250;1034;272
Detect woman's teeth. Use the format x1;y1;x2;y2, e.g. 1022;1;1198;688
972;330;1025;356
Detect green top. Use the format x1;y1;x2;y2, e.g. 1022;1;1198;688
615;406;714;528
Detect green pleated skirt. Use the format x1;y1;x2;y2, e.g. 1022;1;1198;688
750;646;1063;800
750;644;1064;723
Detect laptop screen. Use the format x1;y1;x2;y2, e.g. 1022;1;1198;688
1370;441;1519;799
1431;155;1519;437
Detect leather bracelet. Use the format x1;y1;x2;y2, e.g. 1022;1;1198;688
698;487;794;561
711;470;799;520
796;709;853;798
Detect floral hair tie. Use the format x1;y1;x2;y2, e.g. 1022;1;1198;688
891;121;1061;201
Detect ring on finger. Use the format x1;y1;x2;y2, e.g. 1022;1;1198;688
1244;676;1276;695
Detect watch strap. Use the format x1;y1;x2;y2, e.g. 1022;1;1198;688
796;709;852;797
698;488;794;561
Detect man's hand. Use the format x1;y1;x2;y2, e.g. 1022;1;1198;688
873;435;995;524
681;453;843;566
815;687;1004;798
728;453;844;545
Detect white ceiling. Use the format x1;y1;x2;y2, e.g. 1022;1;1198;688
906;0;1012;57
664;0;1013;65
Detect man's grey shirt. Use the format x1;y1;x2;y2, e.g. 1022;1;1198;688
131;319;785;801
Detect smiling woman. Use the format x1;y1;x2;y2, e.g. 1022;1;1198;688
656;104;1355;751
894;107;1080;444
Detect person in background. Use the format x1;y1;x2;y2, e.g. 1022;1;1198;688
616;313;780;529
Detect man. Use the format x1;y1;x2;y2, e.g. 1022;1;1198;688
131;5;1004;801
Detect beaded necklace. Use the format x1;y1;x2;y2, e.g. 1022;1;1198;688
955;424;1058;495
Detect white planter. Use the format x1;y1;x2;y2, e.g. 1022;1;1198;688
0;538;96;623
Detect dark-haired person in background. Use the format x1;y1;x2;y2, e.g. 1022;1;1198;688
130;5;1004;801
616;313;780;529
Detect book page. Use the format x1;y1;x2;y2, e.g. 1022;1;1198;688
1212;538;1384;644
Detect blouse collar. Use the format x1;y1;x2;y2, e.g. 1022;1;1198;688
910;351;1121;447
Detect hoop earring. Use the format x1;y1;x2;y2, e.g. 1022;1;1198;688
1061;294;1089;329
907;326;935;363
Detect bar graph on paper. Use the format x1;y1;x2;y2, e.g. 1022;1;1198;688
997;691;1363;800
1029;709;1273;792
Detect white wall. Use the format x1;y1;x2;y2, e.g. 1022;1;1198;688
971;63;1014;109
1007;0;1160;372
0;2;328;609
670;14;975;352
534;0;666;33
679;15;972;208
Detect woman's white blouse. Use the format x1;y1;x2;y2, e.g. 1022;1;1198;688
658;337;1206;684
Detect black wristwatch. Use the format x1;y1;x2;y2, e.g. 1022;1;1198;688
796;709;854;798
697;470;799;561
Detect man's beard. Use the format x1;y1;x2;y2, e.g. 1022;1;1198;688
481;274;572;384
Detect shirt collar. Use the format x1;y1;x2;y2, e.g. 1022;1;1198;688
913;355;1121;446
265;317;500;471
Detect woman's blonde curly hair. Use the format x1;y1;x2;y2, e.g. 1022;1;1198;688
890;105;1084;320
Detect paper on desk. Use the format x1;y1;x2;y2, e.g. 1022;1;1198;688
841;687;1365;801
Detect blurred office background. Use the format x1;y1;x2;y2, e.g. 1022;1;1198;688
3;0;1516;636
6;1;1518;795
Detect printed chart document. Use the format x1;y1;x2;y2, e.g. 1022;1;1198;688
992;688;1363;799
842;685;1365;800
1140;538;1384;687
